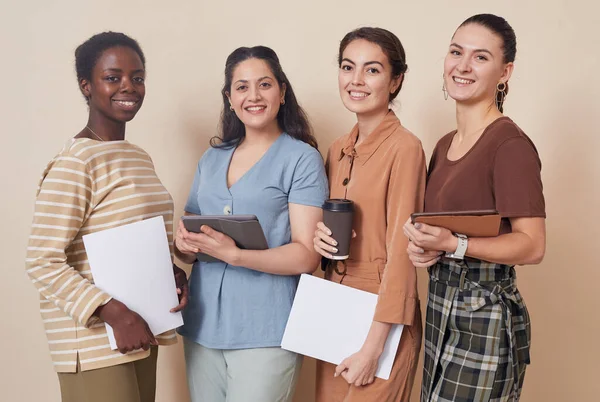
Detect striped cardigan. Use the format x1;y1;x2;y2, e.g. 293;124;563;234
26;138;177;373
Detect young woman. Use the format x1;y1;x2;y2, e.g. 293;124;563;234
313;27;426;402
403;14;546;402
175;46;328;402
25;32;187;402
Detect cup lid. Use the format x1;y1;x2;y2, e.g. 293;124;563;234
322;199;353;212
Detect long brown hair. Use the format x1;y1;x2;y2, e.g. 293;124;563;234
212;46;317;149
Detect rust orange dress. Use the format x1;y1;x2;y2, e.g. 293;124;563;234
316;111;426;402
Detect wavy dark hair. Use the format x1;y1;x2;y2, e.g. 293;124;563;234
457;14;517;112
338;27;408;102
211;46;317;149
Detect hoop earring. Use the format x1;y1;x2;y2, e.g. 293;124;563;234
496;82;507;110
281;99;285;105
229;105;234;111
442;75;448;100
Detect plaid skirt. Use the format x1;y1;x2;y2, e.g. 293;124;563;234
421;258;531;402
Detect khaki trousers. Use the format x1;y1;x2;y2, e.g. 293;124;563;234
58;346;158;402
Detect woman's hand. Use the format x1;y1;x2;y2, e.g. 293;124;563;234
313;222;356;259
313;222;337;258
171;264;189;312
175;220;200;256
190;225;241;265
334;346;381;387
175;220;240;265
402;218;457;253
406;240;443;268
95;299;157;354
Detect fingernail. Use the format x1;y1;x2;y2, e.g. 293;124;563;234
333;240;338;246
415;223;422;229
332;248;338;253
327;230;332;236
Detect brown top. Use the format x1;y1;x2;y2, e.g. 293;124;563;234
326;110;427;325
425;117;546;234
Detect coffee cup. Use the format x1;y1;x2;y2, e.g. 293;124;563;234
322;199;354;260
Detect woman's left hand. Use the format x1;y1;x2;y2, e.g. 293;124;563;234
334;347;381;387
193;225;241;265
170;264;189;313
402;218;456;253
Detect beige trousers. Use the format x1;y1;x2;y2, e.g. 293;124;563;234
57;346;158;402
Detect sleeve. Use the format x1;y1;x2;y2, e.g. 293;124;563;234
184;159;202;215
373;141;427;325
288;149;329;208
25;155;112;327
493;137;546;218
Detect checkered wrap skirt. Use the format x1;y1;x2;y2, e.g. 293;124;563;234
421;257;531;402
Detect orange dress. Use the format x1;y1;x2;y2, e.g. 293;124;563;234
316;111;426;402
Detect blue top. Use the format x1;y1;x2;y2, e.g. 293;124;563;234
179;133;329;349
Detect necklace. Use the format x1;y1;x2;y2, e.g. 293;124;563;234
457;123;488;140
455;116;500;143
85;126;104;142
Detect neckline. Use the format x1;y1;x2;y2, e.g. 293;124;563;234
224;133;284;192
340;110;399;162
444;116;509;165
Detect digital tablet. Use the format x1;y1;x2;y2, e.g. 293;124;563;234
181;215;269;262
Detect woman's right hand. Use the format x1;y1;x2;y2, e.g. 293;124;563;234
175;220;200;256
313;222;357;258
95;299;157;354
406;240;443;268
313;222;339;258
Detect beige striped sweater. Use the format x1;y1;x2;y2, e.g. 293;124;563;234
26;138;177;373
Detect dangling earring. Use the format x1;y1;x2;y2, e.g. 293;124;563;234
496;82;507;110
442;74;448;100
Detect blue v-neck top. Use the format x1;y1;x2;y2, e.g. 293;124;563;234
179;133;329;349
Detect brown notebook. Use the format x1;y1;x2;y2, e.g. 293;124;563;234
410;210;501;237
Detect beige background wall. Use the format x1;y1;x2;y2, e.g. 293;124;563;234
1;1;598;401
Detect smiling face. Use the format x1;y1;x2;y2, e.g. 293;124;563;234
338;39;401;116
80;46;145;123
443;23;513;107
226;58;285;133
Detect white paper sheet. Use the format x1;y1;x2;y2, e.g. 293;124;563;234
281;274;403;380
83;216;183;350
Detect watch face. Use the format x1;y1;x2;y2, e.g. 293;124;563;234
444;252;463;261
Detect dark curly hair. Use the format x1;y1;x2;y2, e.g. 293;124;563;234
211;46;317;149
75;32;145;103
338;27;408;102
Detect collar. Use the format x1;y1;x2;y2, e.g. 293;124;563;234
338;110;401;165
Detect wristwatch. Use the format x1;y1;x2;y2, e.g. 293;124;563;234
445;233;468;261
